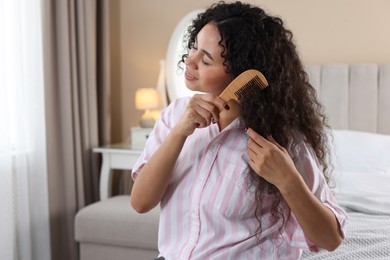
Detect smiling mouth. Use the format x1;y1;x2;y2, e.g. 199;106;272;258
185;70;197;81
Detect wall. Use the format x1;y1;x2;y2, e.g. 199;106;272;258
110;0;390;142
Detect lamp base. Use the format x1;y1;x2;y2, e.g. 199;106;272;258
139;110;156;128
139;118;155;128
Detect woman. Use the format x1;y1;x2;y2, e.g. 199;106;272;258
131;1;347;259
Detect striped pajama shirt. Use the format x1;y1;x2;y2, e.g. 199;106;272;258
132;97;347;260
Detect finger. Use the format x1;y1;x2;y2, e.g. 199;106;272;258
193;114;208;128
248;159;262;176
186;109;208;128
196;100;220;123
201;94;229;113
191;94;220;123
188;95;214;125
210;95;228;112
247;138;263;155
246;128;269;147
267;135;285;151
247;147;259;161
195;103;214;125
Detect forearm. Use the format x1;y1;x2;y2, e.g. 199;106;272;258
279;174;343;251
131;127;187;213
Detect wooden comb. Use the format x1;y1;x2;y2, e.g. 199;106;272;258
219;69;268;104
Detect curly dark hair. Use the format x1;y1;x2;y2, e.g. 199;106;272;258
181;1;332;239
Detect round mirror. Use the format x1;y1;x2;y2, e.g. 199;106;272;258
165;9;204;102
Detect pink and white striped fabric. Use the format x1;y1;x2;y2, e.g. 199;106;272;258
132;97;347;260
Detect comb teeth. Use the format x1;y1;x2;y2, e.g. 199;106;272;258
234;75;267;102
219;69;269;105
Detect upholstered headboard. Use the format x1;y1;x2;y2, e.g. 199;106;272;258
305;64;390;135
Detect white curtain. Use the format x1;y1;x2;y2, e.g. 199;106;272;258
0;0;51;260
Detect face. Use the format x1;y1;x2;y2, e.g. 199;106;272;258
184;23;233;95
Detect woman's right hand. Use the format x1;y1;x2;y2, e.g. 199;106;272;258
132;94;226;213
175;94;227;136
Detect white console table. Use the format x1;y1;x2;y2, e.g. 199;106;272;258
93;143;142;200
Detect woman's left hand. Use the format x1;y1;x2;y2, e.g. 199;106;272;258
246;128;300;190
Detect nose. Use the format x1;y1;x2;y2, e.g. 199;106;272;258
185;50;199;69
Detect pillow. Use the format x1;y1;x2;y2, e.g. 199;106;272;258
330;130;390;173
329;130;390;214
335;171;390;215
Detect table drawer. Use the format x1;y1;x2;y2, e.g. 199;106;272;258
109;153;139;169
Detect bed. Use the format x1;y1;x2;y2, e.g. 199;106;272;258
301;129;390;259
299;65;390;259
165;10;390;259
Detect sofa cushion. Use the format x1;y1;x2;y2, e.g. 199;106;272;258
75;195;159;249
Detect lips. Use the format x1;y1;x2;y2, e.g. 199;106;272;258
185;69;197;81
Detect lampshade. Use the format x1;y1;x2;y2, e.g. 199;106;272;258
135;88;160;110
135;88;161;128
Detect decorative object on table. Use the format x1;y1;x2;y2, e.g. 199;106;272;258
135;87;161;128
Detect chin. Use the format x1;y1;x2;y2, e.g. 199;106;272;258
185;81;197;91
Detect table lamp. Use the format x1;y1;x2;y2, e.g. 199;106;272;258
135;88;161;128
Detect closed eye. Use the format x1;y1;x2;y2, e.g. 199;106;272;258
200;49;214;61
191;46;212;65
192;41;214;61
202;59;210;65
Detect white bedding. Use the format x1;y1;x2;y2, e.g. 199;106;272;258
335;171;390;215
330;130;390;173
330;130;390;215
301;130;390;259
301;211;390;260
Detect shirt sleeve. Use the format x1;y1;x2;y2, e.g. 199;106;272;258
283;138;348;252
131;97;188;180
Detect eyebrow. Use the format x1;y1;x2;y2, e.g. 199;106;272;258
194;37;215;61
200;49;214;61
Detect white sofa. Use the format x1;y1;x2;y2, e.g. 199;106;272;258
75;195;159;260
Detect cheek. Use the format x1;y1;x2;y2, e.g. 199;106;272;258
202;70;231;93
